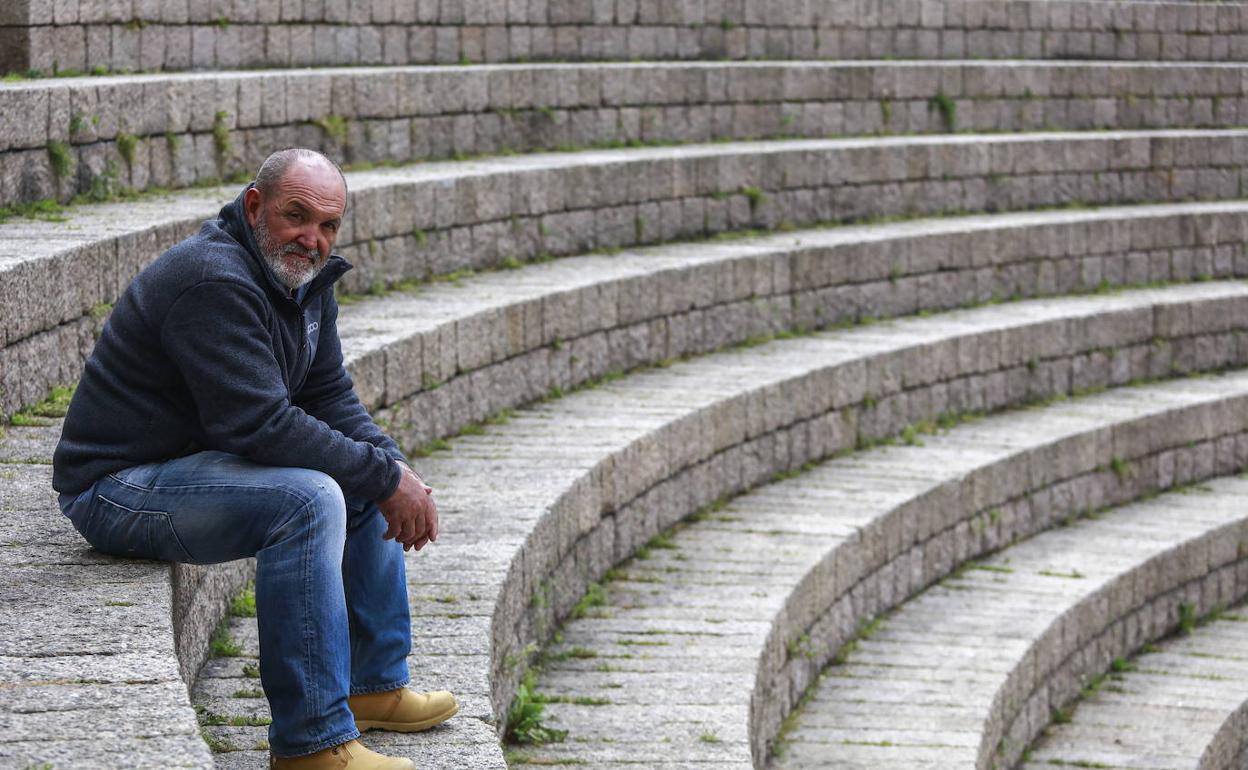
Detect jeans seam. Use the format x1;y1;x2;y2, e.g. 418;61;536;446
275;726;361;759
349;677;411;696
301;497;320;737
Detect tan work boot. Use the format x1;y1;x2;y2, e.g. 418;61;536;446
269;739;414;769
349;688;458;732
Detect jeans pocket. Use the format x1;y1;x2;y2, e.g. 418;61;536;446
84;494;193;562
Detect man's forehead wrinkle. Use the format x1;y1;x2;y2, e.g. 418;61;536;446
274;158;347;215
271;178;346;221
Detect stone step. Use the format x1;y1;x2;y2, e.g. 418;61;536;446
331;202;1248;456
4;1;1245;75
6;129;1248;419
204;366;1248;770
766;471;1248;770
7;59;1248;206
0;422;214;770
1020;604;1248;770
11;279;1248;768
198;282;1248;769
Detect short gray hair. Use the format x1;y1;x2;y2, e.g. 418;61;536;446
254;148;347;199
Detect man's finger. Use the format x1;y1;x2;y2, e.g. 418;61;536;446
409;519;429;546
399;513;418;545
382;514;400;541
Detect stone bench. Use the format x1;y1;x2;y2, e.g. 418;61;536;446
4;0;1246;74
190;284;1248;768
6;130;1248;420
769;471;1248;769
5;60;1248;205
1021;600;1248;770
7;264;1248;766
0;421;215;769
522;376;1248;769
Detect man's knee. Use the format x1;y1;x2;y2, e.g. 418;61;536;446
272;469;347;535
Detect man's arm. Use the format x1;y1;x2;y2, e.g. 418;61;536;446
299;294;440;550
161;279;403;502
294;291;413;471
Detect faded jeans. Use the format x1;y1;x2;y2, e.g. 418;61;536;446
58;450;412;758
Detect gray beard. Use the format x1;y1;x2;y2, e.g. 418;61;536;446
253;216;326;291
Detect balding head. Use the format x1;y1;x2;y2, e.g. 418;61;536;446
255;148;347;201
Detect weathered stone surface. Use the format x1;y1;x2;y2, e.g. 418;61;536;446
514;372;1248;768
9;192;1248;431
771;475;1248;770
7;61;1248;205
1022;602;1248;770
1;0;1243;75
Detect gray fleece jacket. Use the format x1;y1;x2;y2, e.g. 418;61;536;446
52;185;407;501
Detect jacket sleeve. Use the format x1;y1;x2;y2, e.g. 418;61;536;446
294;291;412;470
160;280;403;501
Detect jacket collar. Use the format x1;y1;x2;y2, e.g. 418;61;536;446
217;184;354;307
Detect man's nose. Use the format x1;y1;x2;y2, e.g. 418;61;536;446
296;228;318;251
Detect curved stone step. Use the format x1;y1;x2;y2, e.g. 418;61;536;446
0;420;215;770
6;59;1248;205
187;282;1248;769
10;279;1248;767
4;0;1245;75
6;129;1248;419
767;472;1248;770
513;370;1248;768
204;367;1248;770
85;200;1248;701
1020;603;1248;770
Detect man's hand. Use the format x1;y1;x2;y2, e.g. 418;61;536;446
378;462;439;551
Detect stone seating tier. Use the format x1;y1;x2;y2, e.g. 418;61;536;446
5;132;1248;421
5;60;1248;206
3;0;1247;74
0;423;214;770
1020;599;1248;770
202;345;1248;770
767;471;1248;769
522;385;1248;769
10;276;1248;768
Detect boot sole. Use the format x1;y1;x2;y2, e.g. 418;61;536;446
356;703;458;733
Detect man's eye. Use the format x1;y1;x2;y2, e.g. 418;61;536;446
286;211;304;222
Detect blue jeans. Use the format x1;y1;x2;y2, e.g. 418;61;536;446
58;451;412;757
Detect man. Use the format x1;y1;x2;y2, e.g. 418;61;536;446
52;148;455;770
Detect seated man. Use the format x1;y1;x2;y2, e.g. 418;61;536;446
52;148;454;770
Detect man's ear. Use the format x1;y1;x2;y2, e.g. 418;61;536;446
243;186;262;226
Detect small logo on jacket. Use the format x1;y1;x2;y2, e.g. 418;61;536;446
307;321;320;334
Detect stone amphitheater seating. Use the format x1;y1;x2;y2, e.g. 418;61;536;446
5;60;1248;205
1021;598;1248;769
4;0;1248;768
3;0;1247;75
765;469;1248;769
521;378;1248;768
8;132;1248;418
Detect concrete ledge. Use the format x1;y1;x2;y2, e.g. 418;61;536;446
5;130;1248;419
1021;598;1248;770
3;0;1247;74
5;60;1248;206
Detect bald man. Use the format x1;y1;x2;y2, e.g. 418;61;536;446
54;149;455;769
